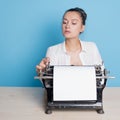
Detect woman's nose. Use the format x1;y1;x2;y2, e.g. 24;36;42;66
65;22;70;28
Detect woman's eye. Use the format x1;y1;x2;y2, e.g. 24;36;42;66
72;22;77;25
63;21;67;24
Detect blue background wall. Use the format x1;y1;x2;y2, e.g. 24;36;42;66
0;0;119;87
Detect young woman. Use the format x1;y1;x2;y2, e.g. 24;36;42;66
36;7;103;72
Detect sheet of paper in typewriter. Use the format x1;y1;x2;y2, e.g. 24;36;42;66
53;66;96;101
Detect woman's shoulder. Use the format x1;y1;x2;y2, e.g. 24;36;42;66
81;40;98;52
47;42;63;51
46;42;64;57
81;40;96;46
81;40;98;48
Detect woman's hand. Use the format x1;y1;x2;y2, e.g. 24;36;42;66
36;57;50;74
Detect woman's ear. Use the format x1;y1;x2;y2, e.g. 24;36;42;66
80;25;85;33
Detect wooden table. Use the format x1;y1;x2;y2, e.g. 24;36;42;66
0;87;120;120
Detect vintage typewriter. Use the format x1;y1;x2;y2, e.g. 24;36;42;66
35;64;114;114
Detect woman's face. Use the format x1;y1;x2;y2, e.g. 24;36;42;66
62;11;85;39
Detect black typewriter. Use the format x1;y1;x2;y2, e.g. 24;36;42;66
35;65;114;114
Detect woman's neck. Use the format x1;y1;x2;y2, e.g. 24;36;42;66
65;38;82;52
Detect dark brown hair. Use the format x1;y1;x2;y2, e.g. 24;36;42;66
63;7;87;25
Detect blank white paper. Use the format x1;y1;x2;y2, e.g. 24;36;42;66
53;66;96;101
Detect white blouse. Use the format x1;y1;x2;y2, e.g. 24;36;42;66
46;40;103;66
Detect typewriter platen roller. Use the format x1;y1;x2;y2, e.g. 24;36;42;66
35;65;114;114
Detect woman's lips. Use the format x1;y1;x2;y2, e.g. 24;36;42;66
64;30;71;34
